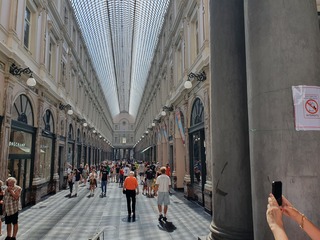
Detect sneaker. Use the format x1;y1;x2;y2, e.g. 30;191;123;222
103;193;106;197
158;214;163;221
163;217;167;222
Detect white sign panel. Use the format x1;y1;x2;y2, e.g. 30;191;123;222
292;85;320;130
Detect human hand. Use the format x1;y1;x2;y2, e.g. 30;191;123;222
281;195;303;223
266;194;285;232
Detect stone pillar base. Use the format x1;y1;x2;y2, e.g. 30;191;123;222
31;178;46;204
31;177;58;205
208;223;253;240
183;175;194;199
204;181;213;214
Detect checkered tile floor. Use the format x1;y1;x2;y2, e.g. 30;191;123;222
0;181;211;240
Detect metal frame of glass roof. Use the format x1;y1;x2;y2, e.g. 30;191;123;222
70;0;170;118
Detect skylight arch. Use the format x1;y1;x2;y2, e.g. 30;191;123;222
70;0;170;118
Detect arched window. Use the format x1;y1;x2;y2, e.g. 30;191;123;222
77;128;81;143
190;98;204;127
43;109;54;133
68;124;74;140
12;94;34;125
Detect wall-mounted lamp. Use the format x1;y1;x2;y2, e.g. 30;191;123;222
9;63;36;87
81;119;88;127
89;127;97;133
59;103;73;115
152;119;161;126
184;71;206;89
161;105;174;116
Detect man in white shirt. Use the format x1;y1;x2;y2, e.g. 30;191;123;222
138;162;145;182
123;165;130;181
155;166;171;222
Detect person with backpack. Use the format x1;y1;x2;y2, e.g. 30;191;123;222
145;166;155;197
99;166;108;197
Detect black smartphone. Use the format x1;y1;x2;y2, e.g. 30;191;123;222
272;181;282;206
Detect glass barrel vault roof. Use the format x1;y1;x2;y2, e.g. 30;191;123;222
70;0;170;118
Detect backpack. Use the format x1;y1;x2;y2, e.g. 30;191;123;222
146;170;154;180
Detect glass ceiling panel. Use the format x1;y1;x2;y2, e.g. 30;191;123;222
70;0;170;118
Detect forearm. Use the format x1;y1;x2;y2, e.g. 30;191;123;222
294;214;320;240
272;228;289;240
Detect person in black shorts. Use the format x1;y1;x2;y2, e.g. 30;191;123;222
4;177;22;240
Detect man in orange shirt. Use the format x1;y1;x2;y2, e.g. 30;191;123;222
123;171;139;220
165;163;171;177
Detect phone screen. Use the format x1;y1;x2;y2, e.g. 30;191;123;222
272;181;282;206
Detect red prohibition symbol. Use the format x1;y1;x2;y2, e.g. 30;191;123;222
305;99;318;114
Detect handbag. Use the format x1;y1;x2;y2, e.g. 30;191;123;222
122;189;126;194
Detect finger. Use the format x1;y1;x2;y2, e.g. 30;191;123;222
268;195;278;206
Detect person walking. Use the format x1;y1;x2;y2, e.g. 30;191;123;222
123;164;130;181
3;177;22;240
155;166;171;222
89;169;97;197
67;169;74;198
165;163;171;177
72;168;81;197
99;165;108;197
82;164;89;185
145;166;155;197
119;166;124;188
123;171;139;220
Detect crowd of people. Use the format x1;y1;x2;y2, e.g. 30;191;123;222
0;160;172;239
6;160;319;239
64;160;172;223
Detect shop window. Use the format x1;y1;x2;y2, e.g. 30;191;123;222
9;130;33;154
39;136;53;181
40;109;54;181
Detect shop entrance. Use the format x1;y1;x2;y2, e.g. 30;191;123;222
188;97;207;205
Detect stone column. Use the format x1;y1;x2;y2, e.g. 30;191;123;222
244;0;320;238
206;0;253;239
